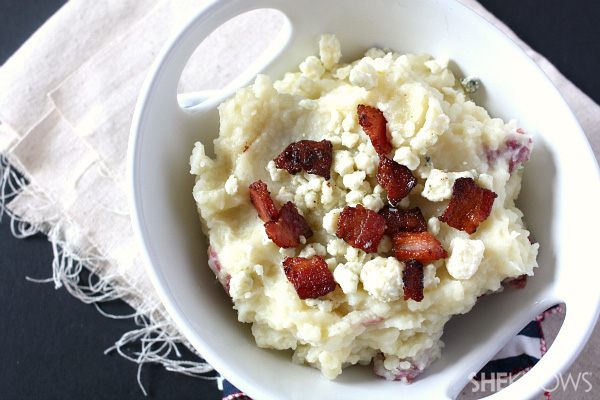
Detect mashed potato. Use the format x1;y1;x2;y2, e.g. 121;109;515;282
190;34;538;380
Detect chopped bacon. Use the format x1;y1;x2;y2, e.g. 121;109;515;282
377;155;418;205
379;206;427;235
283;256;336;299
392;231;448;263
336;204;386;253
438;177;497;234
357;104;393;156
265;202;313;248
503;274;528;289
402;259;424;302
249;181;312;248
274;139;333;180
249;180;278;222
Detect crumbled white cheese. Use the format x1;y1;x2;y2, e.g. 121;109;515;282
346;189;366;205
320;181;335;205
275;186;295;204
422;169;473;201
266;160;285;182
327;238;348;257
224;175;238;195
323;208;342;235
334;262;361;294
360;257;403;302
427;217;440;236
278;246;296;258
300;56;326;79
342;113;356;133
362;193;385;211
299;243;327;258
393;147;421;171
425;57;449;74
333;64;352;80
334;150;355;176
354;151;378;176
319;34;342;70
341;130;361;149
477;173;494;190
446;237;485;280
342;170;367;191
350;59;379;90
327;109;343;134
423;263;440;289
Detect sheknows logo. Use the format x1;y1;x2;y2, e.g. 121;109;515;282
468;371;594;393
541;372;593;393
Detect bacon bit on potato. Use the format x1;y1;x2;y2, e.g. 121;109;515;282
377;155;418;205
357;104;393;156
402;259;424;302
249;180;279;222
438;177;497;234
336;204;386;253
274;139;333;180
265;202;313;248
379;206;427;235
283;256;336;299
249;181;313;248
392;231;448;263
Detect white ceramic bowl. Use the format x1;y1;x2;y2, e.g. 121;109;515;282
128;0;600;398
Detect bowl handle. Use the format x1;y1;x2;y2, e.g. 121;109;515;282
135;0;298;117
474;297;599;400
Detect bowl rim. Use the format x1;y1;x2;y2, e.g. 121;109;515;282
128;0;600;399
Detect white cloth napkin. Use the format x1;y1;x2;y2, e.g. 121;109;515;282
1;0;598;398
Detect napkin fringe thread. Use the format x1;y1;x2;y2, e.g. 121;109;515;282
1;154;215;395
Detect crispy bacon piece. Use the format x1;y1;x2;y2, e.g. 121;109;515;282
392;231;448;263
283;256;336;299
336;204;386;253
438;177;497;234
274;140;333;180
402;259;424;302
249;181;313;248
357;104;393;156
377;155;418;205
265;202;313;248
379;206;427;235
249;180;278;222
